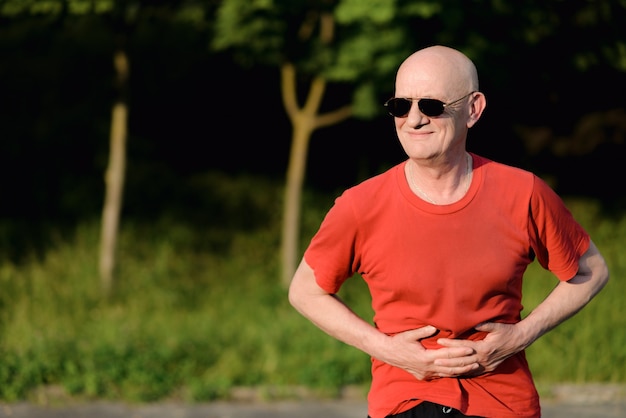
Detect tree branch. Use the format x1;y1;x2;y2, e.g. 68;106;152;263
280;62;298;120
315;105;353;129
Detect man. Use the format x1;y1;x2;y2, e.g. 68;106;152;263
288;45;609;418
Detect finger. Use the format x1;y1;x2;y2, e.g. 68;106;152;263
399;325;438;341
436;338;473;348
434;351;478;366
474;321;498;332
435;363;480;378
474;323;488;331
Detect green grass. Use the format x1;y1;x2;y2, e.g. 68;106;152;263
522;198;626;384
0;174;624;403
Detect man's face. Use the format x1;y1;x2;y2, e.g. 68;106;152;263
392;70;471;161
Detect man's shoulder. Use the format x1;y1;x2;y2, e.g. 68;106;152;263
474;153;534;179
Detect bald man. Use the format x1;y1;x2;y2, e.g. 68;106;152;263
288;45;608;418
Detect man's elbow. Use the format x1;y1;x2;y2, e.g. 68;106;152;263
596;261;610;292
288;261;329;312
579;241;610;294
287;269;310;311
287;281;301;309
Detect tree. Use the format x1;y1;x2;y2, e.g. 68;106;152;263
0;0;123;294
100;27;129;295
212;0;440;285
96;0;209;294
0;0;210;295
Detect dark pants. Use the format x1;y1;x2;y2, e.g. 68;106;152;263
370;401;484;418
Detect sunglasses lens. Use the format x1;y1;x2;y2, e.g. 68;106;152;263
418;99;445;117
385;98;446;117
385;98;412;117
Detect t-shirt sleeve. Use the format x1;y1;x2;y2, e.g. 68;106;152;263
528;175;590;281
304;192;360;294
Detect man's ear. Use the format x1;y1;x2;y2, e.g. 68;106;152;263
467;92;486;128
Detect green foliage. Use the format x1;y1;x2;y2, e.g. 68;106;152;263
211;0;286;66
352;82;380;118
0;176;624;403
210;0;626;122
211;0;434;116
334;0;397;24
0;0;114;16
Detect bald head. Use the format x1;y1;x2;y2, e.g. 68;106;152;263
395;45;479;100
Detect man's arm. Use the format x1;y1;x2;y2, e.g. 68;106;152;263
288;259;480;380
437;240;609;373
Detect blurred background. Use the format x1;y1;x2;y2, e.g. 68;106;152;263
0;0;624;405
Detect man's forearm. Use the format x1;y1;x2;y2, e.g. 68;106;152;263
517;241;609;348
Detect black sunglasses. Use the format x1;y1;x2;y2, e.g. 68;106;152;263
384;92;475;118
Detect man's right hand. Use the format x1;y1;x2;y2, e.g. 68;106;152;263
383;326;480;381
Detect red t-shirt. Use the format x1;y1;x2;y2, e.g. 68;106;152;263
304;154;589;418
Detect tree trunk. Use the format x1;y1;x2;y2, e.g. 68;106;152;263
99;49;129;295
279;63;352;286
281;120;313;286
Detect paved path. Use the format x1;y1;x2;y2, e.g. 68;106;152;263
1;384;624;418
0;398;625;418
